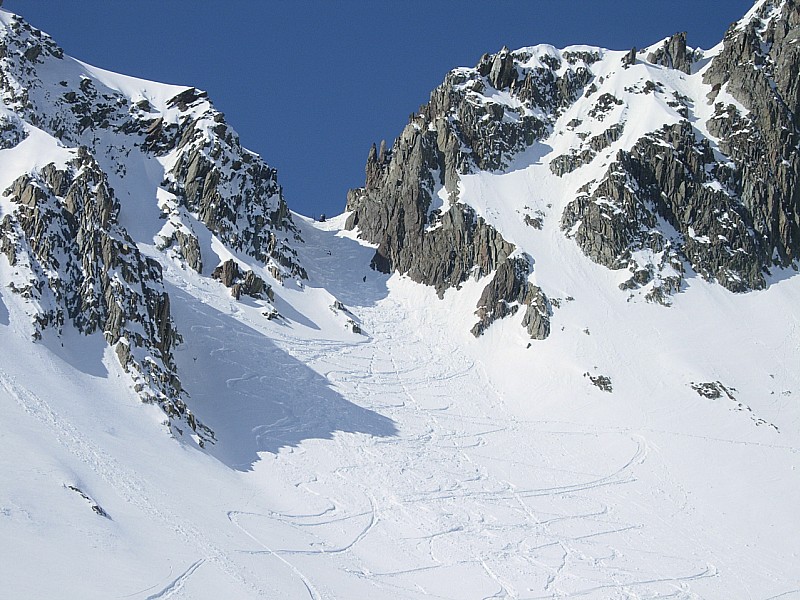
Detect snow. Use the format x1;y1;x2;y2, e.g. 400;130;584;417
737;0;786;33
75;59;192;114
0;127;74;206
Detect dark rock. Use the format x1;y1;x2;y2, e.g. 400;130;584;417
588;93;623;120
166;87;208;112
66;485;110;519
523;214;544;229
347;319;362;335
486;46;517;90
471;258;529;337
585;373;613;392
212;259;239;288
702;2;800;269
0;111;27;149
647;32;694;74
331;300;348;313
562;119;771;296
589;123;625;152
622;47;637;68
551;123;625;176
563;50;601;65
0;14;306;283
212;259;271;300
520;286;552;339
346;46;598;338
156;228;202;273
164;126;306;280
691;381;731;400
550;150;595;176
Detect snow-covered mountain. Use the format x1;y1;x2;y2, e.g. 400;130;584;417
347;0;800;336
1;2;799;599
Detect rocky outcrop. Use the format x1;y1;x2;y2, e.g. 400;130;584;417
549;150;596;177
472;257;529;336
0;149;211;442
346;46;597;338
550;123;625;176
0;12;305;282
585;373;613;392
348;138;547;337
0;110;25;148
157;227;203;272
622;47;637;68
470;255;551;339
647;32;694;74
0;12;316;443
211;259;272;301
588;93;623;120
160;103;306;280
562;121;764;298
521;286;552;340
703;0;800;268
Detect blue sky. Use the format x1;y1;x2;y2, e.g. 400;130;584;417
4;1;754;218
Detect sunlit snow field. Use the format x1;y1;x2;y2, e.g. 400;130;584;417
1;208;798;599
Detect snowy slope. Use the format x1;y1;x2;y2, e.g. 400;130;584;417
1;2;800;599
2;211;798;598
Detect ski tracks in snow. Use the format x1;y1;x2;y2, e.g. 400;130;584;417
144;559;205;600
0;289;720;598
262;293;719;598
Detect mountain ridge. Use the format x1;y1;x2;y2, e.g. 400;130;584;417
346;0;800;338
0;8;313;439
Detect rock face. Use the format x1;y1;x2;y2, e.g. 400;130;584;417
550;123;625;176
346;1;800;323
562;1;800;300
0;150;211;442
561;120;763;298
470;256;552;339
158;92;306;280
211;259;272;301
0;12;304;281
346;46;600;338
0;110;25;148
647;32;695;74
703;0;800;268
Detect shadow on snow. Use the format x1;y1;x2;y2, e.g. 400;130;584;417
292;216;392;309
168;285;397;471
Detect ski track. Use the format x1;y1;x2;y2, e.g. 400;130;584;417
227;511;322;600
145;559;205;600
226;291;725;599
2;271;757;598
